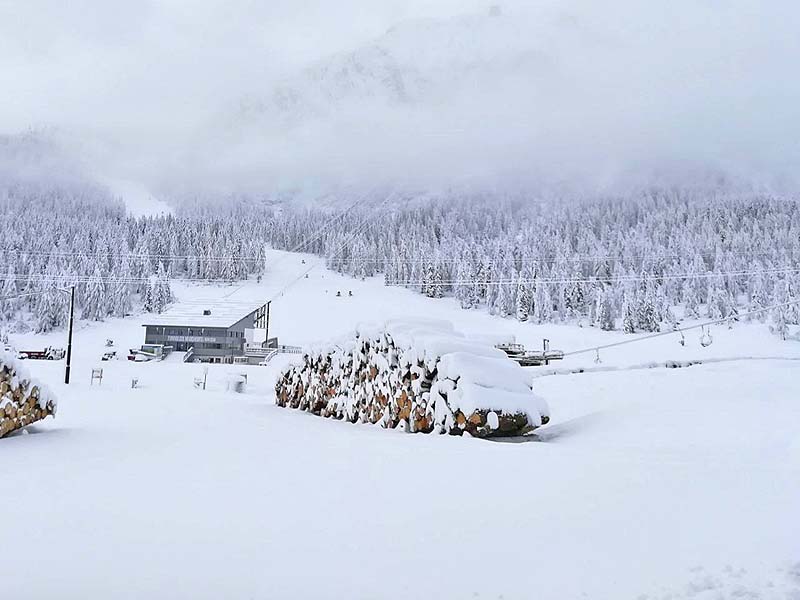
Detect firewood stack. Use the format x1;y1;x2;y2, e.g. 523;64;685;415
275;320;550;438
0;353;57;439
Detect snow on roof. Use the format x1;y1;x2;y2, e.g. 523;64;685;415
142;301;265;329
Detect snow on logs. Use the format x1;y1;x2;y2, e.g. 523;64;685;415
0;351;57;439
275;320;550;438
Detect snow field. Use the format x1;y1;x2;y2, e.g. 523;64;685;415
2;250;799;599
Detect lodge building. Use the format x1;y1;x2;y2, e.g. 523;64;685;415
142;302;276;364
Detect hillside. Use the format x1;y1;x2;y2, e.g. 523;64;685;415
3;249;799;599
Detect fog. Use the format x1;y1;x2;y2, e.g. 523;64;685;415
2;0;799;195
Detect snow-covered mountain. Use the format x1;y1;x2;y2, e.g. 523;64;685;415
0;130;83;185
199;3;798;196
6;4;797;198
225;8;565;135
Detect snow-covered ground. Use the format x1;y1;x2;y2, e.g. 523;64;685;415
3;250;799;599
100;176;173;217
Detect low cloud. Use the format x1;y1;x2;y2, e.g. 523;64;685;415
2;0;799;195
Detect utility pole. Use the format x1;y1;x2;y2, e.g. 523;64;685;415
65;285;75;384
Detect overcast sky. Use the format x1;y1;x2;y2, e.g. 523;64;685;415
2;0;799;193
0;0;488;132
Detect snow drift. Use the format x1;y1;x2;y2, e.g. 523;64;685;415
275;320;549;437
0;351;57;438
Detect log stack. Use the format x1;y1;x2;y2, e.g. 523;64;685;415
0;352;57;439
275;320;549;438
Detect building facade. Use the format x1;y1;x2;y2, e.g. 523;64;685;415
142;302;272;364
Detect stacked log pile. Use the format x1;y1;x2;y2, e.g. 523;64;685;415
0;352;57;439
275;320;549;438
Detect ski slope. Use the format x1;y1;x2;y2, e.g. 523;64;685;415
3;250;799;600
100;176;173;217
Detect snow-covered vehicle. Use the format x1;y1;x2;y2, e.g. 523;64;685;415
18;347;66;361
127;344;170;362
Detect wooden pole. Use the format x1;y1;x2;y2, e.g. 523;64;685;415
64;285;75;384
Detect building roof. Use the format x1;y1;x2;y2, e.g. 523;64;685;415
142;301;265;329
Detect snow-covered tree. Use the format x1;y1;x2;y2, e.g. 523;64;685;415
622;295;637;334
636;293;660;333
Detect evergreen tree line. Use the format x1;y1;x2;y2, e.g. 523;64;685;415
0;182;270;332
3;179;799;338
265;191;800;336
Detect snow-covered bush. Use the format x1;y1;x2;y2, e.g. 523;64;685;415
275;319;549;438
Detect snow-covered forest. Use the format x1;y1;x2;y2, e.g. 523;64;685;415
3;168;799;338
0;177;268;332
270;191;800;335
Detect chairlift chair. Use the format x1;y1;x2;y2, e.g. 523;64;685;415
700;326;713;347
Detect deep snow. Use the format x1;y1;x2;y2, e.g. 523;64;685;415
2;250;799;600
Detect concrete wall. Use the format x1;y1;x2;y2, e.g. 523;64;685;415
144;325;245;357
143;306;263;360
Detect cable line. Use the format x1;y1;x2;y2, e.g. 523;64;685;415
564;298;800;358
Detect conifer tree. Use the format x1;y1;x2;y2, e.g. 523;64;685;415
516;276;531;322
596;288;615;331
622;295;637;334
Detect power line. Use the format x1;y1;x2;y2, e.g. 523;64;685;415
0;246;794;265
0;266;795;288
324;251;798;265
265;190;398;303
222;187;381;300
564;298;800;358
384;267;800;287
0;291;45;302
0;249;266;262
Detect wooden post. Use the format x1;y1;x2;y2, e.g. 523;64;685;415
543;338;550;366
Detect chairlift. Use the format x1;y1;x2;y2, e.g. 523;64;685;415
700;326;713;348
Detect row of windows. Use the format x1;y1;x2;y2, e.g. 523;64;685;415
149;327;227;336
255;304;268;329
148;327;253;338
